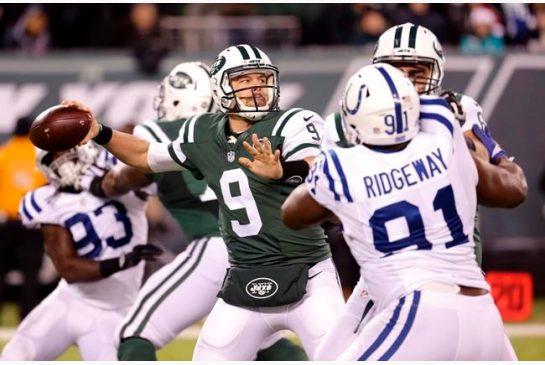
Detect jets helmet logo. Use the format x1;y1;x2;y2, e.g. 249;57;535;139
169;71;193;89
210;56;226;76
246;277;279;299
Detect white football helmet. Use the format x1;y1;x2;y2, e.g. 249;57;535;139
154;61;215;121
373;23;445;94
36;143;100;188
209;44;279;121
341;63;420;146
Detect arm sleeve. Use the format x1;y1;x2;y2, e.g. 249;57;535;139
147;142;185;173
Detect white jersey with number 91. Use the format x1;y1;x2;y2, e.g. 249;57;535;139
309;96;489;311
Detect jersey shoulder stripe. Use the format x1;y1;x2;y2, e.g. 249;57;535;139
420;96;455;136
322;151;341;202
178;115;194;143
328;149;353;202
272;108;303;136
178;113;211;143
334;112;349;144
19;185;55;226
138;120;170;143
284;143;320;160
186;115;199;143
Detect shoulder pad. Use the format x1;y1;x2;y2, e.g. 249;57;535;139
18;185;57;228
272;108;324;137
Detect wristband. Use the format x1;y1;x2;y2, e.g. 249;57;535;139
93;124;113;145
279;160;309;183
99;255;123;277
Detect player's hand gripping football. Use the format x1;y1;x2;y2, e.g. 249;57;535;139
239;133;283;179
61;100;101;145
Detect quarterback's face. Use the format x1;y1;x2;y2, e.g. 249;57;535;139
390;62;432;94
230;72;271;108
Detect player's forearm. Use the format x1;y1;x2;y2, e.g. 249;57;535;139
494;157;527;206
282;184;333;229
474;155;527;208
103;131;153;173
53;259;105;283
103;166;151;197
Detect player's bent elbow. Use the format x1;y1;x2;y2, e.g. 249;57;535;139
56;263;89;283
281;208;304;230
58;269;80;283
505;180;527;208
477;177;527;208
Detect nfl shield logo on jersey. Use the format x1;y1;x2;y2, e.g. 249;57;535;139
227;151;235;163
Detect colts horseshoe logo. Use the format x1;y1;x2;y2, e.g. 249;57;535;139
343;83;367;115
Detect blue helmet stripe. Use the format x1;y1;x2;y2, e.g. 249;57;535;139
376;66;403;135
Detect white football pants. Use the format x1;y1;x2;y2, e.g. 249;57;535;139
117;236;287;357
1;285;125;360
315;275;376;360
192;257;345;360
338;288;513;360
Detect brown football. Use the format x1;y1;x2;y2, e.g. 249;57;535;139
29;104;92;152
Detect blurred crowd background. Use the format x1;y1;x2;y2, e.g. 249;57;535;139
1;3;545;63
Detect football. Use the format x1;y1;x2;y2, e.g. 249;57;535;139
29;104;92;152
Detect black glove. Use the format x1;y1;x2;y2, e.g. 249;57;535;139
88;174;107;198
121;244;163;269
440;89;466;126
99;243;163;277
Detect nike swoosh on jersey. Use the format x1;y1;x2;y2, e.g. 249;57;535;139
303;115;313;121
308;271;322;280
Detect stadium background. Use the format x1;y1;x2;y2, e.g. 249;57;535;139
1;3;545;360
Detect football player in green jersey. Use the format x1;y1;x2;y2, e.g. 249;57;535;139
316;23;527;360
70;44;345;360
81;61;308;361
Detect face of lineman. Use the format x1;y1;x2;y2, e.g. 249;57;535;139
388;62;433;94
230;71;271;108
